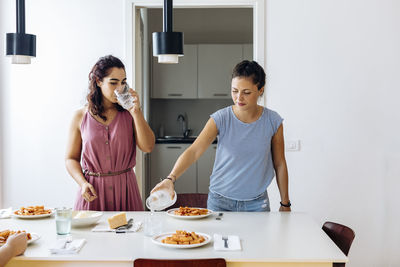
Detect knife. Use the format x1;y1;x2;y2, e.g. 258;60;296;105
116;218;133;233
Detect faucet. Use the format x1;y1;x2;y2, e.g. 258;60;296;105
177;114;191;138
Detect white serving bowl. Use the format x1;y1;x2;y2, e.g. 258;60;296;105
71;211;103;227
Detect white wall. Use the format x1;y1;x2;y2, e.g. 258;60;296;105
0;0;125;208
0;1;399;267
265;1;400;267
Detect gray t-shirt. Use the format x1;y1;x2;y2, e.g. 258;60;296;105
209;106;283;200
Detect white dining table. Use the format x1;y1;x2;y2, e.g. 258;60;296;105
2;211;347;267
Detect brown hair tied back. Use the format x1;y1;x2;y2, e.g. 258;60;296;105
232;60;266;91
87;55;125;121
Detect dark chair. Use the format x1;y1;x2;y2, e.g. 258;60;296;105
134;258;226;267
322;221;356;267
168;193;208;209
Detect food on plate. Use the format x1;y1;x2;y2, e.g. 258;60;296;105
107;212;127;229
14;206;51;216
0;230;32;245
161;230;206;245
174;207;209;216
74;211;92;219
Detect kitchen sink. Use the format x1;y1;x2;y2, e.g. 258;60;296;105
156;136;197;144
155;136;217;144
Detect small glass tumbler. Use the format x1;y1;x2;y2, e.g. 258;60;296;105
144;211;163;237
55;207;72;235
114;83;135;110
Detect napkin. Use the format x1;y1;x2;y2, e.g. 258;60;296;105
0;207;12;219
91;221;142;233
213;234;241;251
49;238;86;254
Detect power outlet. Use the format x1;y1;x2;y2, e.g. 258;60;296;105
286;140;300;151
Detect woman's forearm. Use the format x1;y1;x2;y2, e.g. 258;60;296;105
275;162;290;202
169;148;200;181
65;159;88;187
0;245;14;267
131;110;155;153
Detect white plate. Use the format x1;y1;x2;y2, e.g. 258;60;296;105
71;211;103;227
28;233;40;244
12;208;53;219
0;232;40;247
152;232;211;249
166;208;213;220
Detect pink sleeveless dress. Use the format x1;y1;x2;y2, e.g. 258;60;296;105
74;110;144;211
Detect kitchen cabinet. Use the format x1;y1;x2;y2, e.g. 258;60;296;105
197;144;217;193
198;44;243;99
150;143;216;194
151;45;197;99
151;44;252;99
149;144;196;193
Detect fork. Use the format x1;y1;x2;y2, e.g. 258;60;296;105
62;236;73;249
222;236;228;248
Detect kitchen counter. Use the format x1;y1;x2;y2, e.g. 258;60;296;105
4;212;347;267
156;136;217;144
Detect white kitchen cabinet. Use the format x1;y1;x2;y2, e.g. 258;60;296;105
149;144;197;194
150;143;216;194
198;44;243;99
243;44;253;61
197;144;217;193
152;45;197;99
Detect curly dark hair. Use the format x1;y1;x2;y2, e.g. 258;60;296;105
232;60;266;90
87;55;125;121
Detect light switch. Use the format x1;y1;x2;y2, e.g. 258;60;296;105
285;140;300;151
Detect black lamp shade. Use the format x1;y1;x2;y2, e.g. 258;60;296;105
152;32;183;56
6;33;36;57
152;0;183;63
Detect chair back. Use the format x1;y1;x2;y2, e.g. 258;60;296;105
322;221;355;267
168;193;208;209
134;258;226;267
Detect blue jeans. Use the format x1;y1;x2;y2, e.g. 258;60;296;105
207;190;270;212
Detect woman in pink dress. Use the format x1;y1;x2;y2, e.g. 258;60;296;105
65;55;155;211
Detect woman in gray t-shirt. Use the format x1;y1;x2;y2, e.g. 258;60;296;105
151;60;291;212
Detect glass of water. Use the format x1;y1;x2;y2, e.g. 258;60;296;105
144;211;163;237
55;207;72;235
114;83;135;110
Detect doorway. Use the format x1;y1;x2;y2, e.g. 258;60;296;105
125;0;265;205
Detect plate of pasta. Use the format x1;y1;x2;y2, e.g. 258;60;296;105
166;207;213;220
152;230;211;249
12;206;53;219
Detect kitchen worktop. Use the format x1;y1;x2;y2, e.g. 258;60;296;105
4;212;347;267
156;136;217;144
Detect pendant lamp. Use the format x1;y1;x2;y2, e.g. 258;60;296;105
6;0;36;64
152;0;183;64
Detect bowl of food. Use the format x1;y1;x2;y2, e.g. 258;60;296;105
71;211;103;227
146;190;177;211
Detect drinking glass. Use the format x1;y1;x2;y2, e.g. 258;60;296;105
55;207;72;235
144;211;163;237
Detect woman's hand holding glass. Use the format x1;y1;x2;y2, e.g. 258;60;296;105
127;88;141;113
150;179;175;201
115;83;141;113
